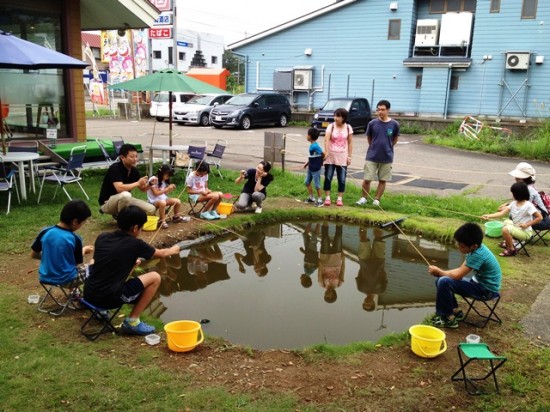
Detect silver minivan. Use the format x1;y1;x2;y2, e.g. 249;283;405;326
174;93;233;126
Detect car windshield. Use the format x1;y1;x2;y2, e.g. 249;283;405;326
322;99;352;111
225;95;257;105
185;95;212;105
153;93;172;103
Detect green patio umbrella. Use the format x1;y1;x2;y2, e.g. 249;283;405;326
109;69;227;146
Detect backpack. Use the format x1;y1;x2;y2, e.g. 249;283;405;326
539;191;550;213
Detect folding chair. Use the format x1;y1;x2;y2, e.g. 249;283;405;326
37;145;89;203
530;228;550;246
187;194;207;217
37;280;81;317
0;156;19;214
514;235;533;257
451;343;507;395
185;141;207;178
80;299;122;341
95;139;118;165
205;139;227;179
112;139;125;156
461;293;502;328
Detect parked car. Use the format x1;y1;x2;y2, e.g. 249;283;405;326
149;92;195;122
311;97;372;133
174;93;233;126
210;93;291;130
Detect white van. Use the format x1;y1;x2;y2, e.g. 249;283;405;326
149;92;195;122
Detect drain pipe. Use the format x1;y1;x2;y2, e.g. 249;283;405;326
346;73;350;97
308;65;325;111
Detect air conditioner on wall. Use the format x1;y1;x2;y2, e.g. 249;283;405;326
506;52;530;70
293;69;312;90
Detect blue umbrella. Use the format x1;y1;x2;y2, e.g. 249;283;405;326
0;30;88;69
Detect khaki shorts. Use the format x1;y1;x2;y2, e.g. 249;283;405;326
363;161;392;181
503;219;533;241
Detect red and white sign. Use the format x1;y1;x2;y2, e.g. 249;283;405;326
149;27;172;39
149;0;172;12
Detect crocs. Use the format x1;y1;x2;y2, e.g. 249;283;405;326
323;199;331;206
121;320;156;336
336;199;343;207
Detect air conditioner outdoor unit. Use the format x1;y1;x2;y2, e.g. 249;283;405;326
506;52;530;70
415;19;440;46
293;69;312;90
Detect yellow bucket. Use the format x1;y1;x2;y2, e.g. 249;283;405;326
217;202;233;215
143;215;159;231
164;320;204;353
409;325;447;358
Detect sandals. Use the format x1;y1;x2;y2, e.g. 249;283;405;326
498;241;507;249
499;248;517;257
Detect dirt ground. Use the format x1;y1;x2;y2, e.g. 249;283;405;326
3;198;545;411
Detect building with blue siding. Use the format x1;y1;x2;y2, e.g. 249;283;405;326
228;0;550;121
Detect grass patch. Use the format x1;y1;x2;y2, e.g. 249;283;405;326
425;118;550;161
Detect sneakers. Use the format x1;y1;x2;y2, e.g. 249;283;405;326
255;207;263;214
372;199;380;207
121;319;156;336
336;199;344;207
315;199;324;207
94;310;110;321
304;197;315;203
356;197;368;205
210;210;221;219
431;315;459;329
200;211;215;220
323;198;331;206
454;310;466;322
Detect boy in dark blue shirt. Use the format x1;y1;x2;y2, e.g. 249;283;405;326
303;127;324;207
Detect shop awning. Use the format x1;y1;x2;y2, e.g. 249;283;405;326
81;0;160;30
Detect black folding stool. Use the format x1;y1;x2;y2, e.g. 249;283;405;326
461;293;502;328
80;299;122;341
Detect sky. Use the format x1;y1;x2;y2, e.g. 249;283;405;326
177;0;336;45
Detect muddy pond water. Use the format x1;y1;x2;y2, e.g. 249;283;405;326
147;222;462;350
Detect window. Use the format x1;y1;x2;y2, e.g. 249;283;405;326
153;50;161;59
388;19;401;40
168;47;173;65
490;0;500;12
521;0;538;19
450;75;459;90
430;0;476;13
416;75;423;89
211;56;218;64
179;52;185;60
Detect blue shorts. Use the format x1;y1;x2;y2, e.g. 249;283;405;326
304;168;321;189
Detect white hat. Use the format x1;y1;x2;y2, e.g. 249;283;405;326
509;162;536;180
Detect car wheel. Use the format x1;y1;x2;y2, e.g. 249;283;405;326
156;117;164;122
277;114;288;127
200;113;210;126
240;116;252;130
213;124;223;129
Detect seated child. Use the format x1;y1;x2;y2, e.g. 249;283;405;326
428;222;501;328
482;181;542;257
83;205;181;335
186;162;223;221
31;199;93;287
147;164;185;229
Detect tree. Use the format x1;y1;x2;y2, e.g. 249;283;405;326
223;50;245;91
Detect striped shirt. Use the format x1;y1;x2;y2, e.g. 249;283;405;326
465;244;501;293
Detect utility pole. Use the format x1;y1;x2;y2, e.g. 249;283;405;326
172;1;178;71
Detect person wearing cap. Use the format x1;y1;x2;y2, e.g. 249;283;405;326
147;164;186;229
499;162;550;230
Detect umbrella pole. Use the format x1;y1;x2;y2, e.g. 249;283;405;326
168;91;174;163
0;98;5;155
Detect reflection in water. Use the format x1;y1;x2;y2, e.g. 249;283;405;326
148;222;462;350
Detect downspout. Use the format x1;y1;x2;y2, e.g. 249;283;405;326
443;64;452;119
309;64;325;111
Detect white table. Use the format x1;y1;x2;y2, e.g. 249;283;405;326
148;144;188;176
2;151;40;200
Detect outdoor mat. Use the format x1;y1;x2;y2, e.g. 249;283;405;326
403;179;467;190
348;171;410;184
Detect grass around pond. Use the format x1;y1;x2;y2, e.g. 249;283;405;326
1;165;549;410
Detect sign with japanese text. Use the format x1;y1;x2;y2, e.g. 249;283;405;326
149;27;172;39
154;12;173;25
149;0;172;12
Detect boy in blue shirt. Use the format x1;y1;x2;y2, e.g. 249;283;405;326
303;127;324;207
31;199;93;287
428;222;501;328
